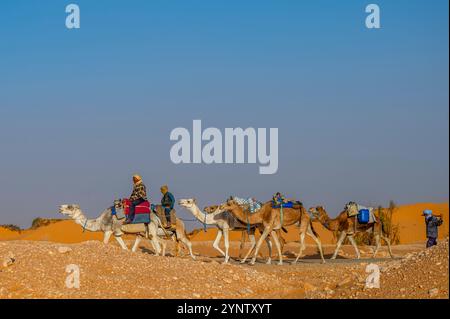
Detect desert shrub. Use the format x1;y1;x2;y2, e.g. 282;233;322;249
378;200;401;245
0;224;22;233
31;218;64;229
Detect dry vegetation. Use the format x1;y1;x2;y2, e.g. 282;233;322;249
30;218;64;230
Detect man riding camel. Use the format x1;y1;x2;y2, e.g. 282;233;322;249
160;185;175;228
124;174;148;224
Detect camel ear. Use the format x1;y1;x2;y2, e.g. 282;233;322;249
193;198;197;204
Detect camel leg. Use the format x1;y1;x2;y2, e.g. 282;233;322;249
223;228;230;264
241;234;256;264
158;237;167;257
114;235;128;250
270;230;283;265
292;230;306;265
212;229;226;257
250;226;273;265
178;233;195;260
381;235;394;258
308;225;325;263
331;231;347;259
264;236;273;265
103;230;113;244
131;236;141;253
348;235;360;259
238;231;246;259
372;234;381;258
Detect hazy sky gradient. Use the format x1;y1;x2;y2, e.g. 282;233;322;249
0;0;448;229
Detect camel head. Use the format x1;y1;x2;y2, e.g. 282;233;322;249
345;201;358;216
309;206;326;220
203;205;227;214
59;204;83;219
178;198;197;209
204;205;218;214
219;199;239;212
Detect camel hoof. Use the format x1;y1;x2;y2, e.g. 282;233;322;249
321;260;326;264
277;262;283;266
266;260;272;265
330;256;337;260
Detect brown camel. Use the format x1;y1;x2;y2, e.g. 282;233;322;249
309;204;394;259
204;204;287;263
219;199;325;265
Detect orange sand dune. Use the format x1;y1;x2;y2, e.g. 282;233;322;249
1;202;448;245
0;220;103;243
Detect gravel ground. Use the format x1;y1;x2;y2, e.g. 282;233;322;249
0;239;447;299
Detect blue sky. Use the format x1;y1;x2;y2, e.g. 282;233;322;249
0;0;448;229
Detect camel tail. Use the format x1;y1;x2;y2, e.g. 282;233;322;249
281;227;288;233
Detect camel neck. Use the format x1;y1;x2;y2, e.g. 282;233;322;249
190;205;216;225
320;212;338;231
73;211;100;232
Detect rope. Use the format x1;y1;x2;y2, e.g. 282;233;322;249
178;217;200;222
82;219;88;233
280;204;284;225
203;210;207;232
246;209;251;234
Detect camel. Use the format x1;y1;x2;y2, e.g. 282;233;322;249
204;205;287;261
309;204;394;259
179;199;275;264
59;204;195;259
219;199;325;265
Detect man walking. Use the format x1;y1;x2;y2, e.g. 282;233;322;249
423;209;443;248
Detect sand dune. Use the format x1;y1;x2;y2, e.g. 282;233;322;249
1;202;448;245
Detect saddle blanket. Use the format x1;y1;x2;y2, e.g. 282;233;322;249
232;196;262;213
271;201;295;209
123;199;151;224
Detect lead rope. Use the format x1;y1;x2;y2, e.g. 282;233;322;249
82;219;88;233
203;210;207;232
280;204;284;225
246;209;250;234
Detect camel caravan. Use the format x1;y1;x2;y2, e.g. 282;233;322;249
58;175;395;265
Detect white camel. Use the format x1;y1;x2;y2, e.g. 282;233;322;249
58;204;179;257
179;198;276;264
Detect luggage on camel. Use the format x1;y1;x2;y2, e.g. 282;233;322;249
232;196;263;213
346;202;376;224
121;223;147;234
123;198;151;224
358;209;370;224
271;192;302;209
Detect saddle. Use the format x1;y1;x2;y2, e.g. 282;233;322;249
271;200;303;210
152;204;177;229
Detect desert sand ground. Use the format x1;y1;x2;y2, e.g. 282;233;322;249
0;202;448;299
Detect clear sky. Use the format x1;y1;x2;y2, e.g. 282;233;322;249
0;0;448;229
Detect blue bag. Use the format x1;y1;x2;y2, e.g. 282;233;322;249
357;209;370;224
